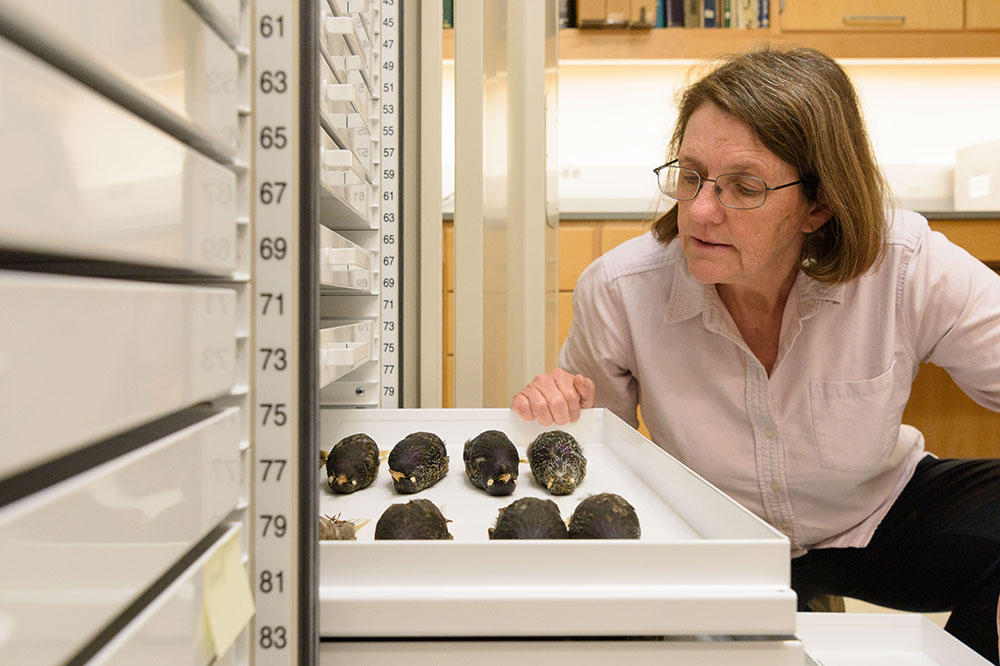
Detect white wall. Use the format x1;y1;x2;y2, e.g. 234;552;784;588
444;58;1000;214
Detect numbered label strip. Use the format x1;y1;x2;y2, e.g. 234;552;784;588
380;1;399;407
253;2;299;663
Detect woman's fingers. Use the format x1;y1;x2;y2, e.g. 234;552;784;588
510;369;594;425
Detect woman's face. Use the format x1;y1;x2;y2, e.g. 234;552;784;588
675;102;829;296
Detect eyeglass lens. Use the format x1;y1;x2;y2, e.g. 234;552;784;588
659;165;768;209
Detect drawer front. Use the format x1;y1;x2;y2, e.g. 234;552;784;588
780;0;964;31
966;0;1000;29
0;0;239;153
320;639;805;665
0;408;242;666
0;272;237;477
0;39;237;274
88;525;248;666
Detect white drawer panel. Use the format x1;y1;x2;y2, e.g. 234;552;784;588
88;524;247;666
0;40;237;274
320;639;805;665
0;408;242;666
0;272;237;477
0;0;239;154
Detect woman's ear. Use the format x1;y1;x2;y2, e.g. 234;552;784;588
803;190;833;233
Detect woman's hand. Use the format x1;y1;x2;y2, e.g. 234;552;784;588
510;368;596;426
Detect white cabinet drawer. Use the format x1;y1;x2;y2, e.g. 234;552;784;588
88;524;249;666
0;272;237;477
0;408;242;666
320;639;805;665
0;0;240;154
319;409;795;638
0;39;237;274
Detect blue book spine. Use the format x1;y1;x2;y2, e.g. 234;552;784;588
657;0;666;27
759;0;769;28
703;0;716;27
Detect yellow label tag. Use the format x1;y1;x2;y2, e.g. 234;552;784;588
203;527;255;656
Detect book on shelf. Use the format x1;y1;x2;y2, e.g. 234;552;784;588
703;0;717;27
664;0;685;26
684;0;702;27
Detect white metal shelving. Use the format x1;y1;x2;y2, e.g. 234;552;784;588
317;0;396;414
0;0;254;663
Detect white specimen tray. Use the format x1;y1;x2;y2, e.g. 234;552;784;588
799;614;992;665
318;408;795;638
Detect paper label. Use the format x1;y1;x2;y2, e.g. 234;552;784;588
203;527;255;657
969;172;991;199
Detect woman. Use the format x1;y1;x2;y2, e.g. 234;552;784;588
511;46;1000;663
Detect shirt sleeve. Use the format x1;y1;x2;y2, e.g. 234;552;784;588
557;256;640;427
903;223;1000;412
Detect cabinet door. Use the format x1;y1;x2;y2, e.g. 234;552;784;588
780;0;963;31
967;0;1000;29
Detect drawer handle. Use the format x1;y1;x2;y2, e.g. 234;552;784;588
842;14;906;26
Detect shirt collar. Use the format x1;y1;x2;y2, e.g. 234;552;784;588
664;246;844;325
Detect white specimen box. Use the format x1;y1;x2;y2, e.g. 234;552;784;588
0;40;237;275
317;409;795;639
0;408;242;666
954;140;1000;211
319;322;375;388
798;613;992;665
319;225;375;292
0;0;240;155
0;272;237;477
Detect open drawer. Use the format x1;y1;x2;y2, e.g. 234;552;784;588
317;408;795;638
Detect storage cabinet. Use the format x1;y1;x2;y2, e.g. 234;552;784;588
967;0;1000;29
444;0;1000;60
779;0;964;32
0;0;253;662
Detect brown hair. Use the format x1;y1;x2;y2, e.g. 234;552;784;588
652;45;892;283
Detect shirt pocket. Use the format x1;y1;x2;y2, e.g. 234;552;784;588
809;361;897;473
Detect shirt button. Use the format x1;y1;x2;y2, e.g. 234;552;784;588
779;521;791;531
764;427;776;438
769;481;780;493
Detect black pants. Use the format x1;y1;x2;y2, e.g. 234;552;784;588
792;455;1000;664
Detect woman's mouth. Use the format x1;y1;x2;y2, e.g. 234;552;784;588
693;237;729;249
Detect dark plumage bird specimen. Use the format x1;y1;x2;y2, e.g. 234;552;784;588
568;493;641;539
318;514;359;540
527;430;587;495
463;429;520;496
488;497;568;539
323;433;380;493
388;431;449;493
374;499;453;540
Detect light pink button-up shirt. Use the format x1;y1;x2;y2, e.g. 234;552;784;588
560;210;1000;555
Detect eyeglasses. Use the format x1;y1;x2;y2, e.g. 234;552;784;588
653;159;802;210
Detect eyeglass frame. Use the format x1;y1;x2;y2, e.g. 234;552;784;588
653;159;803;210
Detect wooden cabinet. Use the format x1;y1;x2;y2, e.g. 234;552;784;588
443;0;1000;60
780;0;964;32
967;0;1000;29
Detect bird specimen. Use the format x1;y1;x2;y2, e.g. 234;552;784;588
488;497;568;539
387;431;449;493
568;493;641;539
527;430;587;495
374;499;453;540
318;514;364;540
322;433;381;493
463;429;520;496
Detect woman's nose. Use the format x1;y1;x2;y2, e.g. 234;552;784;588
688;181;724;220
